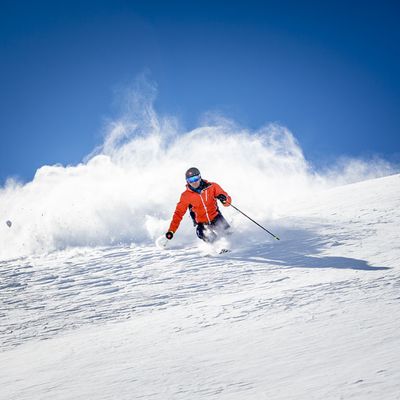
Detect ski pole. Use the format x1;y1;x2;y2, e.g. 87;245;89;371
230;204;280;240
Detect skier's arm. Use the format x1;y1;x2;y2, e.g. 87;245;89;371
168;193;189;234
214;183;231;206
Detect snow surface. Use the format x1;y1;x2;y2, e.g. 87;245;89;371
1;173;400;400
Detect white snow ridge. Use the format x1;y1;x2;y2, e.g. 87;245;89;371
1;173;400;400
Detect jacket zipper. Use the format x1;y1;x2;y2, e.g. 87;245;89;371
199;189;211;223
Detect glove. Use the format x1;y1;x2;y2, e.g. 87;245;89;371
217;194;227;204
165;231;174;240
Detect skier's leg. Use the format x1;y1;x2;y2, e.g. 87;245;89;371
212;213;231;235
204;226;217;243
196;223;217;243
196;224;205;240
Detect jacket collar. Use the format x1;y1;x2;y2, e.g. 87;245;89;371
187;179;210;193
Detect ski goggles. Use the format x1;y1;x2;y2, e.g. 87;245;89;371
186;174;201;183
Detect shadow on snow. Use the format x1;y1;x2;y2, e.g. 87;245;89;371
227;228;390;271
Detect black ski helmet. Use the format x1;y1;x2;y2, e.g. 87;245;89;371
185;167;201;179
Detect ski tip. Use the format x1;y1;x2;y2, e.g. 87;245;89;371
219;248;231;254
275;236;280;241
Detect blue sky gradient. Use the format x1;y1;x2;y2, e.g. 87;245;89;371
1;0;399;184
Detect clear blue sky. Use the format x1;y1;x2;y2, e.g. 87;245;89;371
1;0;399;184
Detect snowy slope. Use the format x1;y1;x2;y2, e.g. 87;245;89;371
1;173;400;400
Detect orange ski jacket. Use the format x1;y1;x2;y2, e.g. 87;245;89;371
168;180;231;233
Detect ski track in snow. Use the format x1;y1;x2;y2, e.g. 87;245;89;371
1;241;396;352
1;174;400;399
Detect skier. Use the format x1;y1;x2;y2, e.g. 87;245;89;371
165;167;232;243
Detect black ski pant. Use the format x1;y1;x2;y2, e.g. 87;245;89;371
196;213;230;243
